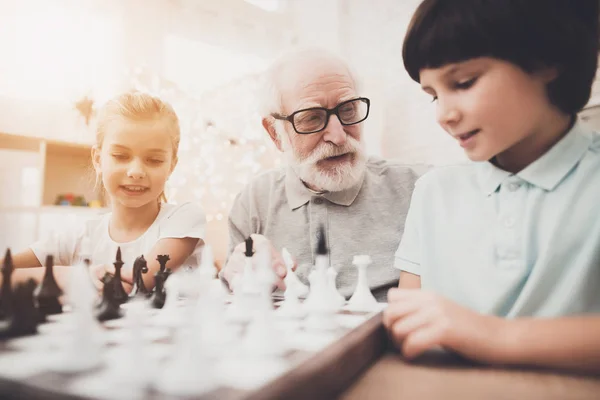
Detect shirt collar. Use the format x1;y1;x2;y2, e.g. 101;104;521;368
477;119;592;195
285;165;366;210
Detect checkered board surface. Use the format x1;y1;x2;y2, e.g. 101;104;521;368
0;297;387;400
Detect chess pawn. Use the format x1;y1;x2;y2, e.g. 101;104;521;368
281;248;309;298
0;248;14;320
327;267;345;309
276;280;306;319
0;279;39;339
347;255;378;311
96;273;123;321
34;254;63;319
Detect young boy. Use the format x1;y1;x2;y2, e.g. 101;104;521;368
383;0;600;373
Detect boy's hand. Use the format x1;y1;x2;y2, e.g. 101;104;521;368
383;288;506;362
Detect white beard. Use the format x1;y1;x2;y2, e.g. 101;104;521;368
280;132;367;192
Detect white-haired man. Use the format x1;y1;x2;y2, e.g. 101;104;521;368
221;49;423;300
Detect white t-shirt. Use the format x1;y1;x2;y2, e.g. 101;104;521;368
30;202;206;271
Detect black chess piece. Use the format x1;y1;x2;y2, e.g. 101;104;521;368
34;255;63;319
156;254;170;274
317;224;328;256
245;237;254;257
0;279;39;339
111;247;129;306
0;249;14;321
129;255;150;299
96;273;123;321
150;271;167;309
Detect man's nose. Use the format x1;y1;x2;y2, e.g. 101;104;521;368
322;115;348;146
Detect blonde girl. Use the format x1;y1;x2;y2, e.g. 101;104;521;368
2;91;205;291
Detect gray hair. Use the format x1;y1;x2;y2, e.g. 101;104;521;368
259;47;361;118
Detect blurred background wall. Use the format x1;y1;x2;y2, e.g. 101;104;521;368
0;0;598;266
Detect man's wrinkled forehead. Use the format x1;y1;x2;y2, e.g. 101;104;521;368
277;57;357;112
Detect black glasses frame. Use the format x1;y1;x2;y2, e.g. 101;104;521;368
271;97;370;134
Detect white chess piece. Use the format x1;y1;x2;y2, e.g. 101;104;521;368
304;252;338;331
51;256;104;373
281;248;309;297
242;248;286;356
108;299;157;397
276;279;306;319
155;301;217;396
226;249;256;323
347;255;379;311
193;246;236;352
191;245;217;297
327;267;345;309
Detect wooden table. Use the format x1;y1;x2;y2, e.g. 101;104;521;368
340;350;600;400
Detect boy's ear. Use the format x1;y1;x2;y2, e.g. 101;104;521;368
262;117;283;152
537;66;560;83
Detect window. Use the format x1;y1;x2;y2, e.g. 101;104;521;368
0;1;119;102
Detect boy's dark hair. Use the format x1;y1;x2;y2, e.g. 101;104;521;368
403;0;599;115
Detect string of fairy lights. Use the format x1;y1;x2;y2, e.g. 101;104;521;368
126;66;282;222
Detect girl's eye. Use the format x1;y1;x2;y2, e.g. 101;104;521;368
148;159;164;165
454;77;477;90
111;154;127;160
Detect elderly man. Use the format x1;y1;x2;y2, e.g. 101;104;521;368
221;48;422;300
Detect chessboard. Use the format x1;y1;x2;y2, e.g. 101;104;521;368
0;232;390;399
0;294;388;400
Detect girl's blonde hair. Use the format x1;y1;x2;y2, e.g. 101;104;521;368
95;91;180;203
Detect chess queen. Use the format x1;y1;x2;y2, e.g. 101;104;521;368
1;91;206;293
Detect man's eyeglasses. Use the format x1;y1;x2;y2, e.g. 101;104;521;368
271;97;370;134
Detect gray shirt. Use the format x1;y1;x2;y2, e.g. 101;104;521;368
227;157;422;300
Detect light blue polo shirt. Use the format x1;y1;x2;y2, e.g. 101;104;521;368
394;121;600;318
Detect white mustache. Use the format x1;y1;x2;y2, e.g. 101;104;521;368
301;138;361;165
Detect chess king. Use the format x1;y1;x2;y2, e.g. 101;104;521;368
0;91;206;293
221;48;425;300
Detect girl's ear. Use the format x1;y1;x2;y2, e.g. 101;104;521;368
170;156;178;174
91;145;102;173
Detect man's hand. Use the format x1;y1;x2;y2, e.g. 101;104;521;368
223;234;296;292
383;288;506;362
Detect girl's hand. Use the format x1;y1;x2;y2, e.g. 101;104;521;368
88;264;132;293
